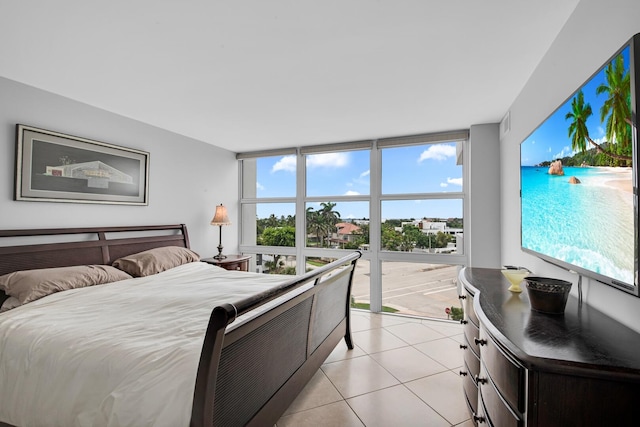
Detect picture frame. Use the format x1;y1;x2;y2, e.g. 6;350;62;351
15;125;150;205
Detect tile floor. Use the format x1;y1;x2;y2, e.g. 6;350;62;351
276;310;473;427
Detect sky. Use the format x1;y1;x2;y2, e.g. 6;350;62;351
252;143;463;219
520;45;630;166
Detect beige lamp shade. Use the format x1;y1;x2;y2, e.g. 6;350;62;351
210;204;231;226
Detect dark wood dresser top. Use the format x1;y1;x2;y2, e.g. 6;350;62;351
460;267;640;378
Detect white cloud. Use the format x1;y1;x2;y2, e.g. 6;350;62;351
345;190;360;196
271;155;296;173
349;169;370;189
447;177;463;186
440;177;462;188
307;152;349;168
257;182;265;190
553;145;576;159
418;144;456;162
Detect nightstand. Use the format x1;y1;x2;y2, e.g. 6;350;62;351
201;255;251;272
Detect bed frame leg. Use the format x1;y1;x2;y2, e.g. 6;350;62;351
344;331;354;349
343;255;359;350
344;310;354;350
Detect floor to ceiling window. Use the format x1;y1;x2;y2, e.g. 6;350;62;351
238;131;468;320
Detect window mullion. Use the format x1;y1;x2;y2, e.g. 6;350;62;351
369;140;382;312
295;148;306;274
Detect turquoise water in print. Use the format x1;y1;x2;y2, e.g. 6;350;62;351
521;166;634;285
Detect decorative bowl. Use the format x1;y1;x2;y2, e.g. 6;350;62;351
501;268;530;293
524;276;572;315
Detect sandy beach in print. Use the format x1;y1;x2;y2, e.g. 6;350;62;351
601;167;633;194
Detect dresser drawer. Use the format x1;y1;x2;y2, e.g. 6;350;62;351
479;365;522;427
462;361;479;416
476;390;492;427
463;338;481;378
480;328;524;412
461;287;479;326
464;320;481;356
464;393;477;426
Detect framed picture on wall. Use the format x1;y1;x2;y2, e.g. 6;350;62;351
15;124;150;205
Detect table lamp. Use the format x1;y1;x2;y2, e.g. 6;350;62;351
210;204;231;259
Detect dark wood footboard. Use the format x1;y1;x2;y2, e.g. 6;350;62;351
191;251;361;427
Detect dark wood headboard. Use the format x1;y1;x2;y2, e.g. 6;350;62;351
0;224;190;305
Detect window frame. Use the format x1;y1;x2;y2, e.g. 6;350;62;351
238;131;469;313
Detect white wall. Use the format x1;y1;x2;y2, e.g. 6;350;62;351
468;123;501;268
0;77;239;257
501;0;640;331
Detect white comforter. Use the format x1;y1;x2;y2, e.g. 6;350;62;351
0;262;293;427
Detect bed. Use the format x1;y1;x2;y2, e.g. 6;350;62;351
0;224;361;427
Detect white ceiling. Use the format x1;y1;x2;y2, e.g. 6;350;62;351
0;1;580;153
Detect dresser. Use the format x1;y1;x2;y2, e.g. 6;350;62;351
458;267;640;426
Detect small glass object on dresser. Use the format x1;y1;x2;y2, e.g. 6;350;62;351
201;255;251;272
501;267;531;293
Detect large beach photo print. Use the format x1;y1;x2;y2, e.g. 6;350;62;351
15;125;149;205
520;43;635;289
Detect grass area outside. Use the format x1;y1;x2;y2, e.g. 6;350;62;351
351;302;398;313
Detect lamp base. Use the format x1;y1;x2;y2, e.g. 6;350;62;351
213;244;226;260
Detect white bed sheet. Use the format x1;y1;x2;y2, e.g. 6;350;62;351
0;262;295;427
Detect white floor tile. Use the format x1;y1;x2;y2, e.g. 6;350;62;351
414;336;465;370
347;384;450;427
323;338;367;364
277;401;365;427
385;321;446;345
321;355;400;398
278;312;472;427
351;328;410;354
405;371;469;425
283;369;343;416
370;346;448;382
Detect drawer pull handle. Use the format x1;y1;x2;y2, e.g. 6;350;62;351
475;375;488;385
460;319;468;325
473;414;486;423
459;295;467;300
474;337;487;346
459;370;468;376
460;344;468;350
